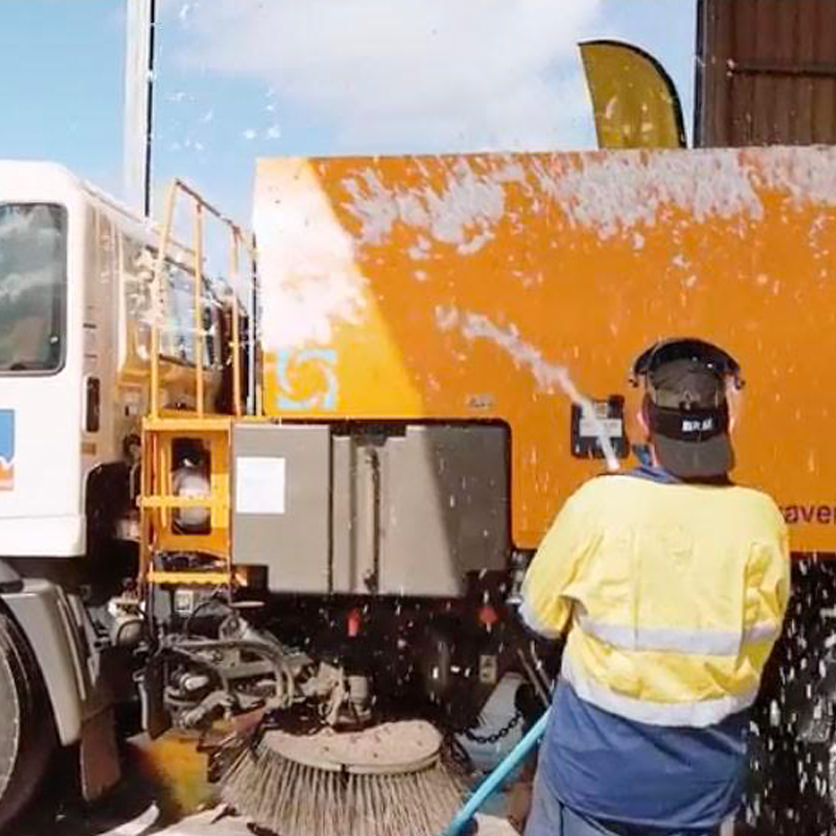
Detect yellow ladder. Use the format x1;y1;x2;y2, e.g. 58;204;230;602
136;177;258;593
138;415;234;589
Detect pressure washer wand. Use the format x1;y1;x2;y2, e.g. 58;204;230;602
442;708;551;836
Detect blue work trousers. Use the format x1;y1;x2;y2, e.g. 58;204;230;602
524;769;720;836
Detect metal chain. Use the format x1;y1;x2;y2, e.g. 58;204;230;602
461;709;523;745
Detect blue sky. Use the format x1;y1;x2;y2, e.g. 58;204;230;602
0;0;696;225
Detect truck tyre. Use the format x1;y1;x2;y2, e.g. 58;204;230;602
0;613;54;832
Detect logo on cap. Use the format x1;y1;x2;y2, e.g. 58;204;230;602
682;417;715;434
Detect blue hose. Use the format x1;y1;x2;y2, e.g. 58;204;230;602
442;708;550;836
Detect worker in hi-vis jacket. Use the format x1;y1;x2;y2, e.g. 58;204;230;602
520;338;790;836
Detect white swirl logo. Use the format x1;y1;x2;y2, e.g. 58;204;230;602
276;348;339;411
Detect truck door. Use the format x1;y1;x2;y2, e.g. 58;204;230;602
0;201;85;557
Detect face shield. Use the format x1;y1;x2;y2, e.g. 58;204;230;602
630;338;744;391
629;338;745;478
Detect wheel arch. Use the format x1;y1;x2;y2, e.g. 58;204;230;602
0;561;85;746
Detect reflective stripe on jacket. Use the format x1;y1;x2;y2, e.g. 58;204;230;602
520;473;790;728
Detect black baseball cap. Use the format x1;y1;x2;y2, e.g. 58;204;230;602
631;339;743;479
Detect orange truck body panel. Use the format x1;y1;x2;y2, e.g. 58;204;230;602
253;147;836;553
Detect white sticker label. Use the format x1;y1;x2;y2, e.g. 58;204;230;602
236;456;286;515
479;654;498;685
579;417;623;438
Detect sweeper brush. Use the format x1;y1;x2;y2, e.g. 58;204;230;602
219;720;467;836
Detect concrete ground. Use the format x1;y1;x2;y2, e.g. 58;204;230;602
25;804;515;836
18;791;515;836
157;809;517;836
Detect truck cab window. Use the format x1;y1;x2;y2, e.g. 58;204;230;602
0;203;67;374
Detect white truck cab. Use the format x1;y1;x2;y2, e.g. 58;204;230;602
0;162;91;557
0;162;237;831
0;161;176;828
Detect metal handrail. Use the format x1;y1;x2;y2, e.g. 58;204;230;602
148;178;257;419
230;231;242;417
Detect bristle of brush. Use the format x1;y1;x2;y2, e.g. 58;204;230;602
220;738;467;836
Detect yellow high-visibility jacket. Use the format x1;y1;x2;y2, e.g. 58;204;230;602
521;472;790;727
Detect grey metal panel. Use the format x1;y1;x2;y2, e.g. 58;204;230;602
378;425;508;597
3;579;86;745
330;436;352;594
698;0;836;147
232;424;330;593
237;423;509;597
331;436;378;595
